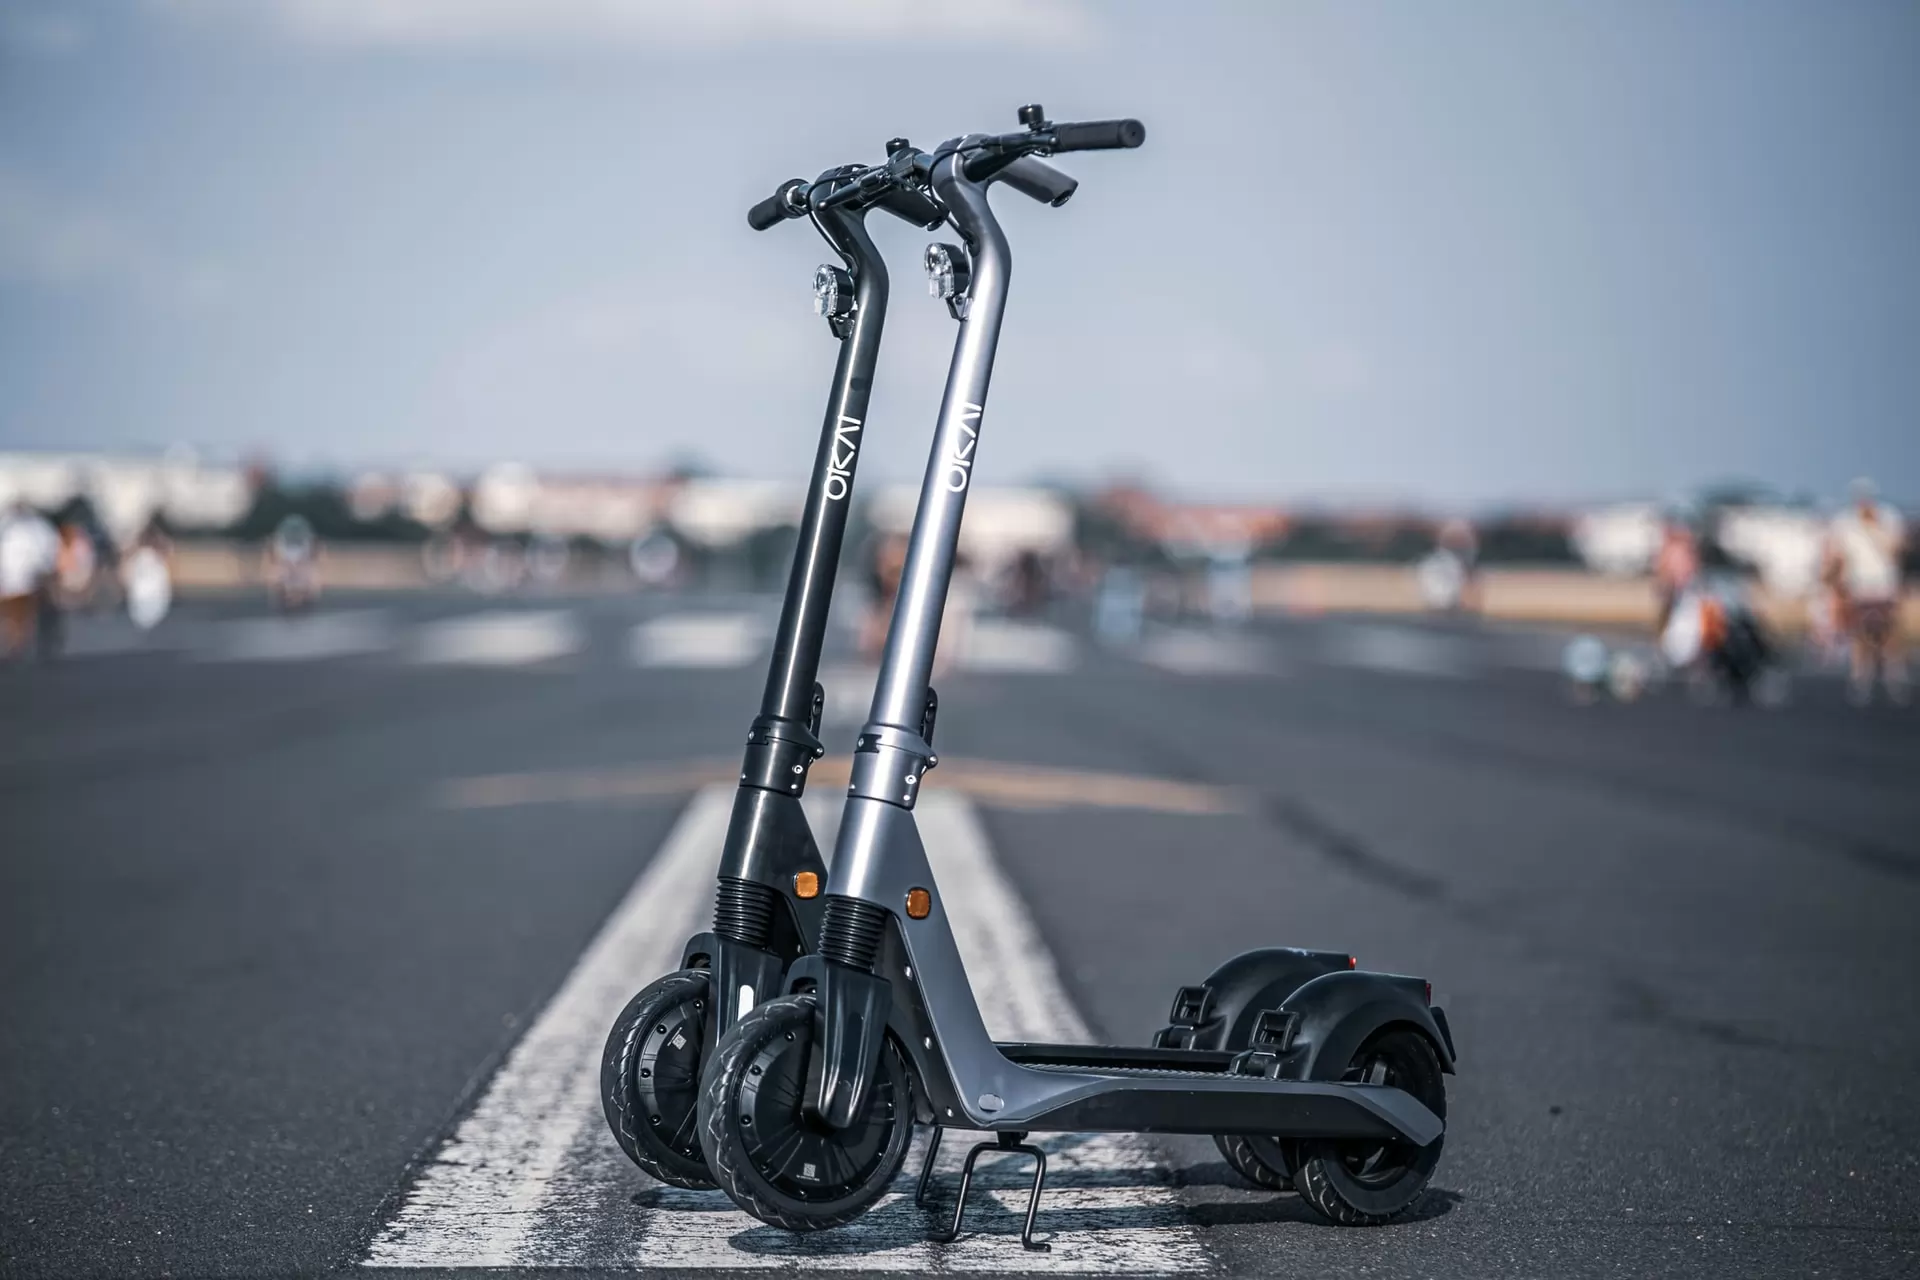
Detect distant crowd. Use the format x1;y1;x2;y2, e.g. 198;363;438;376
0;503;326;661
1647;480;1908;705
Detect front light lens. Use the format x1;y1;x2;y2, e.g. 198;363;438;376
813;265;847;318
923;242;968;301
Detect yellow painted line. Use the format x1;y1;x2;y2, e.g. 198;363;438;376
439;757;1242;817
439;761;733;810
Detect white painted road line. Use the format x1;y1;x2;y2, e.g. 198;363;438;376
630;612;769;669
414;610;583;666
958;619;1079;674
198;610;393;663
366;786;1208;1272
366;787;729;1268
1135;626;1275;677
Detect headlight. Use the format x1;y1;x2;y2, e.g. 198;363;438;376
923;242;970;302
813;265;854;321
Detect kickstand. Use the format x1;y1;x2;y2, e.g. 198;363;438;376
915;1125;945;1208
922;1129;1051;1252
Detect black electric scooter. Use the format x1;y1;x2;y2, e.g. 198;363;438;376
597;159;946;1188
697;109;1458;1246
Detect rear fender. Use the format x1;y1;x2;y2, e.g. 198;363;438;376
1277;970;1456;1079
1152;948;1354;1051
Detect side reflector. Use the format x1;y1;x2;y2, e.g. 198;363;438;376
794;871;820;899
905;887;932;920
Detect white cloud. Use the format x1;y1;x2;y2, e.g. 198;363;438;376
0;170;232;310
160;0;1095;54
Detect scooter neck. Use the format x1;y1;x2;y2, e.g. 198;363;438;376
864;153;1009;742
758;204;889;730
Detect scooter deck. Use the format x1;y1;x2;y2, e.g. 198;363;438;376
984;1042;1437;1142
995;1041;1237;1072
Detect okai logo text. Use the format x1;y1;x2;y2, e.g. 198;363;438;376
945;403;982;493
825;415;861;501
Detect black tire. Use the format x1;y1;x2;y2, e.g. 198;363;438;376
600;969;716;1190
1293;1029;1446;1226
1214;1133;1292;1191
697;993;913;1232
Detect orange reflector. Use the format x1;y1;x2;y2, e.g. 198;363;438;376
794;871;820;899
905;887;932;920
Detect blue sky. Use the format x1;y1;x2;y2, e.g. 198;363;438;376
2;0;1916;506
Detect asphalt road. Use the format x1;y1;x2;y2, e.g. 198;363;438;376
3;590;1917;1279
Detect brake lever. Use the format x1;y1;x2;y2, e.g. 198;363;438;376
816;170;889;211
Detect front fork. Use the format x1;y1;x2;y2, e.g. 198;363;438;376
682;774;829;1059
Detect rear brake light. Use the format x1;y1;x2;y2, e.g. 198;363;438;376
1424;981;1433;1004
1347;956;1357;969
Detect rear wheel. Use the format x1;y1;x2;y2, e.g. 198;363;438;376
1214;1133;1292;1191
1292;1029;1446;1226
600;970;715;1189
697;993;913;1232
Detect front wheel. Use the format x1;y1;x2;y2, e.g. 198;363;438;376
600;969;715;1189
697;994;914;1232
1292;1029;1446;1226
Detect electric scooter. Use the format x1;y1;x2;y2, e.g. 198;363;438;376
598;158;946;1189
697;108;1458;1247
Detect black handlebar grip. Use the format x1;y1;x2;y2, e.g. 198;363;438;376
999;155;1078;207
1049;118;1146;152
873;185;947;230
748;179;807;231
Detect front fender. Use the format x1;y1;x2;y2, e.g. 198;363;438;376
1277;970;1456;1079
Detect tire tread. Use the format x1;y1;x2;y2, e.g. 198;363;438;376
600;970;716;1191
698;996;909;1232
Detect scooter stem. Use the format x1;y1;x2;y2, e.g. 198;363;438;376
759;205;888;732
854;146;1008;804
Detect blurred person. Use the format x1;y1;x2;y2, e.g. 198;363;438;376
1808;533;1855;669
1828;479;1908;705
1652;508;1700;635
263;514;322;612
0;499;60;661
1005;549;1051;616
935;548;978;678
123;520;175;631
1661;572;1781;706
55;519;99;610
858;531;909;661
1440;518;1482;612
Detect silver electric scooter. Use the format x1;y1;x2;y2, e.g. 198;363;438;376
696;108;1456;1250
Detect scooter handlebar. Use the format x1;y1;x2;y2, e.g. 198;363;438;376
871;183;948;229
1048;118;1146;152
997;155;1078;207
748;178;809;231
